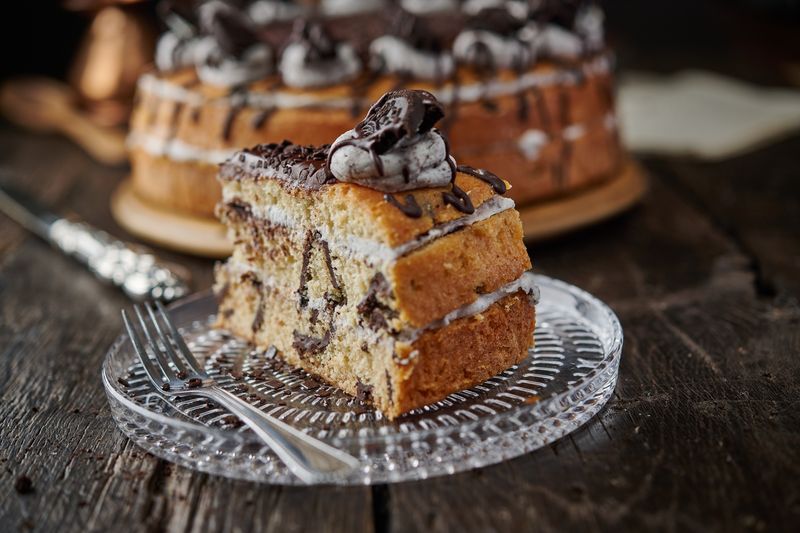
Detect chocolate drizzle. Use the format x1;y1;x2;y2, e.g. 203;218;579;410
357;273;397;331
388;8;444;54
457;165;507;194
384;193;422;218
251;108;275;129
327;89;446;178
442;183;475;214
355;380;374;404
292;330;331;358
202;3;261;59
287;18;338;65
222;87;246;141
297;230;315;308
292;230;344;358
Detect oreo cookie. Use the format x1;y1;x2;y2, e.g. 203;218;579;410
354;89;445;156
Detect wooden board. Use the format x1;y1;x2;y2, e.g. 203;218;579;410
110;160;647;258
518;158;647;241
110;180;231;258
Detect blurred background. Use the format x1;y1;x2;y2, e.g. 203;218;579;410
0;0;798;291
3;1;799;98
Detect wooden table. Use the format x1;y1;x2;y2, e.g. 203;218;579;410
2;3;800;530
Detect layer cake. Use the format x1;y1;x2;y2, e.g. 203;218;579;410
214;88;538;418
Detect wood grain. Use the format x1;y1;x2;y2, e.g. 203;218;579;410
2;124;798;532
2;6;800;521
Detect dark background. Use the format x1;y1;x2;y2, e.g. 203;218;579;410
2;1;800;85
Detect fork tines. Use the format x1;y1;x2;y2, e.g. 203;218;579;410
122;301;205;391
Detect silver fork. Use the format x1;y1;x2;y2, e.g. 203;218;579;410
121;301;360;484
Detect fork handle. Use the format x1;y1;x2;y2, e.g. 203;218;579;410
204;385;360;484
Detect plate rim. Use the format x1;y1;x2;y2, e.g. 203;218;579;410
101;274;623;446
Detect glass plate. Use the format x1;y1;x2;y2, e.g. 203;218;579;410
102;275;622;485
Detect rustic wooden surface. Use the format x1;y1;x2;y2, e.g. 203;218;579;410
2;2;800;530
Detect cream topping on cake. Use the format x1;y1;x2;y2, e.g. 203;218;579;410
154;3;202;71
327;89;455;193
401;0;458;15
195;1;273;86
453;7;533;70
151;1;607;87
279;20;362;89
247;0;303;26
369;10;455;81
321;0;386;16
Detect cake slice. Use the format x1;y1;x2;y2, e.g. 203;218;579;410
214;89;537;419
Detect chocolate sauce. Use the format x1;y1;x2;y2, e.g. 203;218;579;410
287;18;338;64
297;230;314;308
326;88;446;177
385;369;394;406
457;165;507;194
357;273;397;331
442;183;475;214
251;108;275;129
355;380;374;403
388;8;443;54
319;238;344;300
531;85;552;134
292;330;331;358
190;106;202;123
222;93;244;142
169;101;184;132
384;193;422;218
202;3;261;59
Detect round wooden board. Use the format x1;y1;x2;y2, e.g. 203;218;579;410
111;181;231;258
111;160;646;258
518;158;647;241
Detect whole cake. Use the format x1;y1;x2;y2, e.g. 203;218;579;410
213;88;538;418
129;0;621;218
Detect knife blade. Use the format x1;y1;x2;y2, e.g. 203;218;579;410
0;179;190;302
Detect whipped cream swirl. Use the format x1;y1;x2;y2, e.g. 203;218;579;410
195;1;272;87
247;0;304;26
154;3;202;71
327;89;455;192
453;7;532;70
279;20;361;88
369;10;454;81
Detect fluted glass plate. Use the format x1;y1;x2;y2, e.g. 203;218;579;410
102;275;622;485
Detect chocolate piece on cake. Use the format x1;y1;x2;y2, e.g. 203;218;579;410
214;89;537;419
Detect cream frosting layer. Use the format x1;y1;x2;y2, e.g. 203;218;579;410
128;111;617;166
222;184;517;265
328;129;453;192
223;257;537;345
137;54;610;111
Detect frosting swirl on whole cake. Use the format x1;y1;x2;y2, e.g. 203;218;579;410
279;19;361;89
247;0;303;26
194;1;273;86
327;89;455;193
369;10;455;81
453;7;532;70
154;2;202;71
